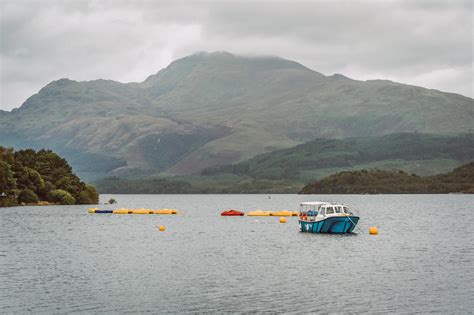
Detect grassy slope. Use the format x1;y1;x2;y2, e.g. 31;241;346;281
94;133;473;194
147;55;473;174
202;133;473;181
296;159;462;182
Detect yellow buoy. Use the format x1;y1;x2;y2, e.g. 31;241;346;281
279;217;287;223
369;226;378;235
248;210;272;216
87;207;97;213
273;210;293;217
158;225;165;231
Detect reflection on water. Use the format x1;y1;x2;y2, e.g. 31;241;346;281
1;194;473;313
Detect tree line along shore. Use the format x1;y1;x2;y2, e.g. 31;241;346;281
95;162;473;194
1;146;472;204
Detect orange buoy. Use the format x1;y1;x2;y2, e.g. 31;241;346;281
158;226;165;232
369;226;378;235
279;217;287;223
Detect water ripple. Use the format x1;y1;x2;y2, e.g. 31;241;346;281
0;194;473;313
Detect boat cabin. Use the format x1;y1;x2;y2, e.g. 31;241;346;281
299;202;352;221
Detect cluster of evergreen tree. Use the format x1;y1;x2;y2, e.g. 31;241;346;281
0;146;99;207
299;162;474;194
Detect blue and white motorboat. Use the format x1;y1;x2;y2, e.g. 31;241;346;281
298;201;359;234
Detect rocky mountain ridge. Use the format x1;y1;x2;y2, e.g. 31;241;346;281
1;52;472;180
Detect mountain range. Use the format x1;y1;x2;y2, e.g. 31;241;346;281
1;52;472;181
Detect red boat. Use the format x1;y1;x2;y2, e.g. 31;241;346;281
221;209;245;216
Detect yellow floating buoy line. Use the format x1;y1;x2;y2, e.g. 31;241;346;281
87;208;178;215
113;208;178;215
246;210;298;217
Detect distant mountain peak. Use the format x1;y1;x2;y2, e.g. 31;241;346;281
169;51;312;70
40;78;77;91
50;77;76;85
192;51;235;57
145;51;325;85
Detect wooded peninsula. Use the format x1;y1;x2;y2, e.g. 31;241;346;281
299;163;474;194
0;146;98;207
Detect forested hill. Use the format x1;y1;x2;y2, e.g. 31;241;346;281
0;146;99;207
94;133;473;194
202;133;474;181
299;162;474;194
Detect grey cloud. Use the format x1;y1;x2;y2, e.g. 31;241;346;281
0;0;472;110
202;1;471;70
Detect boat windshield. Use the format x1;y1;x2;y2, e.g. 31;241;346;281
326;206;335;214
343;206;350;214
335;206;342;213
300;204;321;213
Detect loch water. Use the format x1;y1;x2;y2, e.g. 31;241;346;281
1;194;473;313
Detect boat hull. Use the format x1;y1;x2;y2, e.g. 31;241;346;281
299;216;359;234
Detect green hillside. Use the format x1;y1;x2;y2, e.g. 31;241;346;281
202;133;474;181
94;133;473;194
1;52;472;180
299;162;474;194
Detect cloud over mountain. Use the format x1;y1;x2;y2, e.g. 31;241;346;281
1;0;472;110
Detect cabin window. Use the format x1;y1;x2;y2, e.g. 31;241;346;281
326;207;334;214
335;206;342;213
343;206;350;214
320;207;326;215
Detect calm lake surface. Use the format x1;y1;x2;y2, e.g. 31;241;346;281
1;194;473;313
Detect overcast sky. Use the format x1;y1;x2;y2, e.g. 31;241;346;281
0;0;472;110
